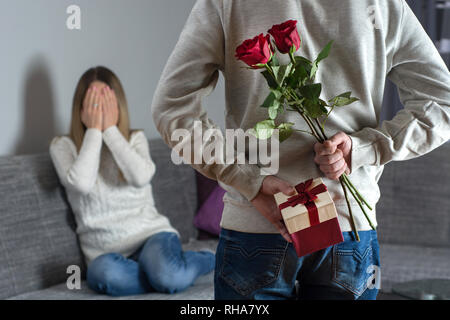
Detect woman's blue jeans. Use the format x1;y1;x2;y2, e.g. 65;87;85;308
215;229;380;300
87;232;215;296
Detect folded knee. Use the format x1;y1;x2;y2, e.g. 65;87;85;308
87;253;125;294
149;271;193;294
141;258;195;294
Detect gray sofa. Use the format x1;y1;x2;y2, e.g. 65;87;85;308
0;138;449;300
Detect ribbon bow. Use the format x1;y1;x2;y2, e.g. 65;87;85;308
278;179;328;226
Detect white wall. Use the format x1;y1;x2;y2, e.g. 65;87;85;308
0;0;225;156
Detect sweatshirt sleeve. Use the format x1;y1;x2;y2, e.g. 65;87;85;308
49;128;102;195
349;0;450;173
102;126;156;188
151;0;265;201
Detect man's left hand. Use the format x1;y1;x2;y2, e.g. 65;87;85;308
314;132;352;180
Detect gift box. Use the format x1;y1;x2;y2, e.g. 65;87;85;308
274;177;344;257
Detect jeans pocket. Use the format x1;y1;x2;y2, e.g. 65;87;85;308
219;237;287;297
332;231;378;297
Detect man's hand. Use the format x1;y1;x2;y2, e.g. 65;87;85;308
314;132;352;180
250;176;296;243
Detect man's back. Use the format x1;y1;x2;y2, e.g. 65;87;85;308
152;0;450;235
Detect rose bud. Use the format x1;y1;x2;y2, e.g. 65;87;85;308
268;20;302;54
235;33;273;69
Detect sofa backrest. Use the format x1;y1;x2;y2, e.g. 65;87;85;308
0;153;84;299
149;139;198;241
376;142;450;248
0;138;197;299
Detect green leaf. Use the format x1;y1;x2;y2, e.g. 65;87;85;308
329;92;360;107
268;106;279;119
272;65;292;85
316;41;334;64
287;62;309;88
252;119;276;140
277;122;295;142
294;57;312;78
263;90;283;119
261;90;282;108
298;83;322;101
310;41;334;80
295;56;313;65
269;53;280;67
319;99;328;113
310;63;318;80
334;97;359;107
261;70;278;89
334;92;352;99
303;99;326;118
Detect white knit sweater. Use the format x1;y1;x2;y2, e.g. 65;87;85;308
49;126;179;265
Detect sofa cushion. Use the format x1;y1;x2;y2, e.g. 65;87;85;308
0;153;85;300
7;239;218;300
376;142;450;248
8;276;214;301
380;243;450;292
0;138;199;300
194;184;225;236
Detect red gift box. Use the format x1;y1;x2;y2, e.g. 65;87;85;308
274;178;344;257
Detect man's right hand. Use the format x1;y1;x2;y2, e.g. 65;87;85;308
250;176;296;243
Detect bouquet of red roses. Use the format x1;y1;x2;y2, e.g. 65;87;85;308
235;20;375;241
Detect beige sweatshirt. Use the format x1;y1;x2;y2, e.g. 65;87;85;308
152;0;450;234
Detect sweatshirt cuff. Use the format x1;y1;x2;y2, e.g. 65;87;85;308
84;128;103;145
349;131;378;174
224;164;267;201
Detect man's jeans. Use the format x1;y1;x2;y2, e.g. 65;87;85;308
87;232;215;296
215;229;380;300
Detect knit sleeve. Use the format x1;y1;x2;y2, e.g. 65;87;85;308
102;126;156;188
49;128;103;195
349;0;450;173
151;0;266;201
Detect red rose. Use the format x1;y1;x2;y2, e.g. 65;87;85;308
268;20;301;54
235;33;273;68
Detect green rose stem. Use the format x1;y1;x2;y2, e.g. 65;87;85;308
288;83;375;229
264;63;376;241
302;113;362;241
302;110;376;235
342;175;376;230
341;174;360;241
311;112;375;230
301;110;362;241
315;119;328;141
342;174;373;211
293;129;317;137
298;109;323;142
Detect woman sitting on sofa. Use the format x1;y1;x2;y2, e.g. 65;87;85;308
49;66;214;297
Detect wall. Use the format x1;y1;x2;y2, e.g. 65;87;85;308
0;0;226;156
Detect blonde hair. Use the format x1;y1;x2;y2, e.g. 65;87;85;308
69;66;136;182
